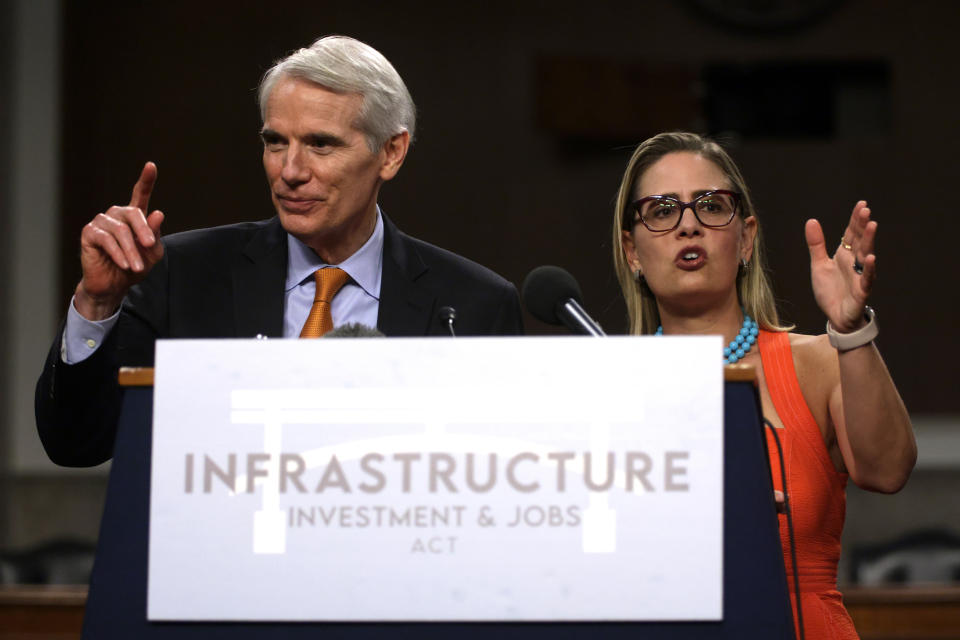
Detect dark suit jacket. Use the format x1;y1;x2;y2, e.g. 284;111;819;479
35;214;522;467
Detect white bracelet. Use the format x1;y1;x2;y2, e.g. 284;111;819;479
826;306;878;351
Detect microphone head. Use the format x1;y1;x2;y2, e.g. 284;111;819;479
438;306;457;322
522;265;584;326
324;323;386;338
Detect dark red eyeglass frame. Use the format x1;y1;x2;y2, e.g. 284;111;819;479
623;189;742;232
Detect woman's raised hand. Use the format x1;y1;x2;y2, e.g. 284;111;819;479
805;201;877;333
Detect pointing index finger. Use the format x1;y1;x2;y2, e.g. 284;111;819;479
129;161;158;212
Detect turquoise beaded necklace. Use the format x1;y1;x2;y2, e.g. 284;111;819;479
655;312;759;364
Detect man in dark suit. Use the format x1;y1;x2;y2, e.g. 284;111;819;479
36;35;522;468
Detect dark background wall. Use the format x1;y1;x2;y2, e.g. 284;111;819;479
0;0;955;582
59;0;958;411
0;0;13;549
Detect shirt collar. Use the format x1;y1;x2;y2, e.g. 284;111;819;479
284;207;384;300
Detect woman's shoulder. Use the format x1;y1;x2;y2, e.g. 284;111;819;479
785;331;829;350
760;330;833;361
785;331;834;357
757;330;838;391
783;331;840;396
763;332;839;442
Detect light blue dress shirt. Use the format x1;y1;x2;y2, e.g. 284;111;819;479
283;209;382;337
62;209;385;364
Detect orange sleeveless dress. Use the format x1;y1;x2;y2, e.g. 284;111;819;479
758;330;860;640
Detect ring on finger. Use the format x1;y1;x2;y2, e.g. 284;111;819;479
840;237;853;251
853;259;864;275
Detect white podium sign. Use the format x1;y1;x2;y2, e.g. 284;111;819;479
148;336;723;621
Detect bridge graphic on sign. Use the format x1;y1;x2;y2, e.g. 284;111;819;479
227;387;654;555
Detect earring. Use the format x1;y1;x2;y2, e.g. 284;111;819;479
633;268;642;282
740;257;749;269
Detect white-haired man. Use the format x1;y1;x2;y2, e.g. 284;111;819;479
36;36;523;467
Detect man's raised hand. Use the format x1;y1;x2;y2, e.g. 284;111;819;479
75;162;165;320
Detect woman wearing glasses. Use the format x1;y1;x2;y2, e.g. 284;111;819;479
613;132;915;639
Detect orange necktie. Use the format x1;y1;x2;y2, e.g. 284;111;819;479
299;268;350;338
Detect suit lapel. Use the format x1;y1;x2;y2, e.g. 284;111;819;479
227;214;432;338
377;214;435;336
232;218;287;338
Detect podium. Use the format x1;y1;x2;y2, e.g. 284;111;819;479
80;365;795;638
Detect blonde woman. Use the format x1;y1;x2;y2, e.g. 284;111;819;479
614;132;915;639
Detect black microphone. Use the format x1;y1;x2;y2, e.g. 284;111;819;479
437;306;457;337
522;265;606;336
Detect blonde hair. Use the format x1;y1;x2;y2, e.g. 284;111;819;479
612;132;791;335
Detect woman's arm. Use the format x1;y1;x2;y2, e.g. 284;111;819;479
806;201;916;493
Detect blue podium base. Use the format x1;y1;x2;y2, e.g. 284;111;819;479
83;379;794;639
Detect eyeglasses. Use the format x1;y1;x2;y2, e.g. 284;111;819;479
624;190;742;232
